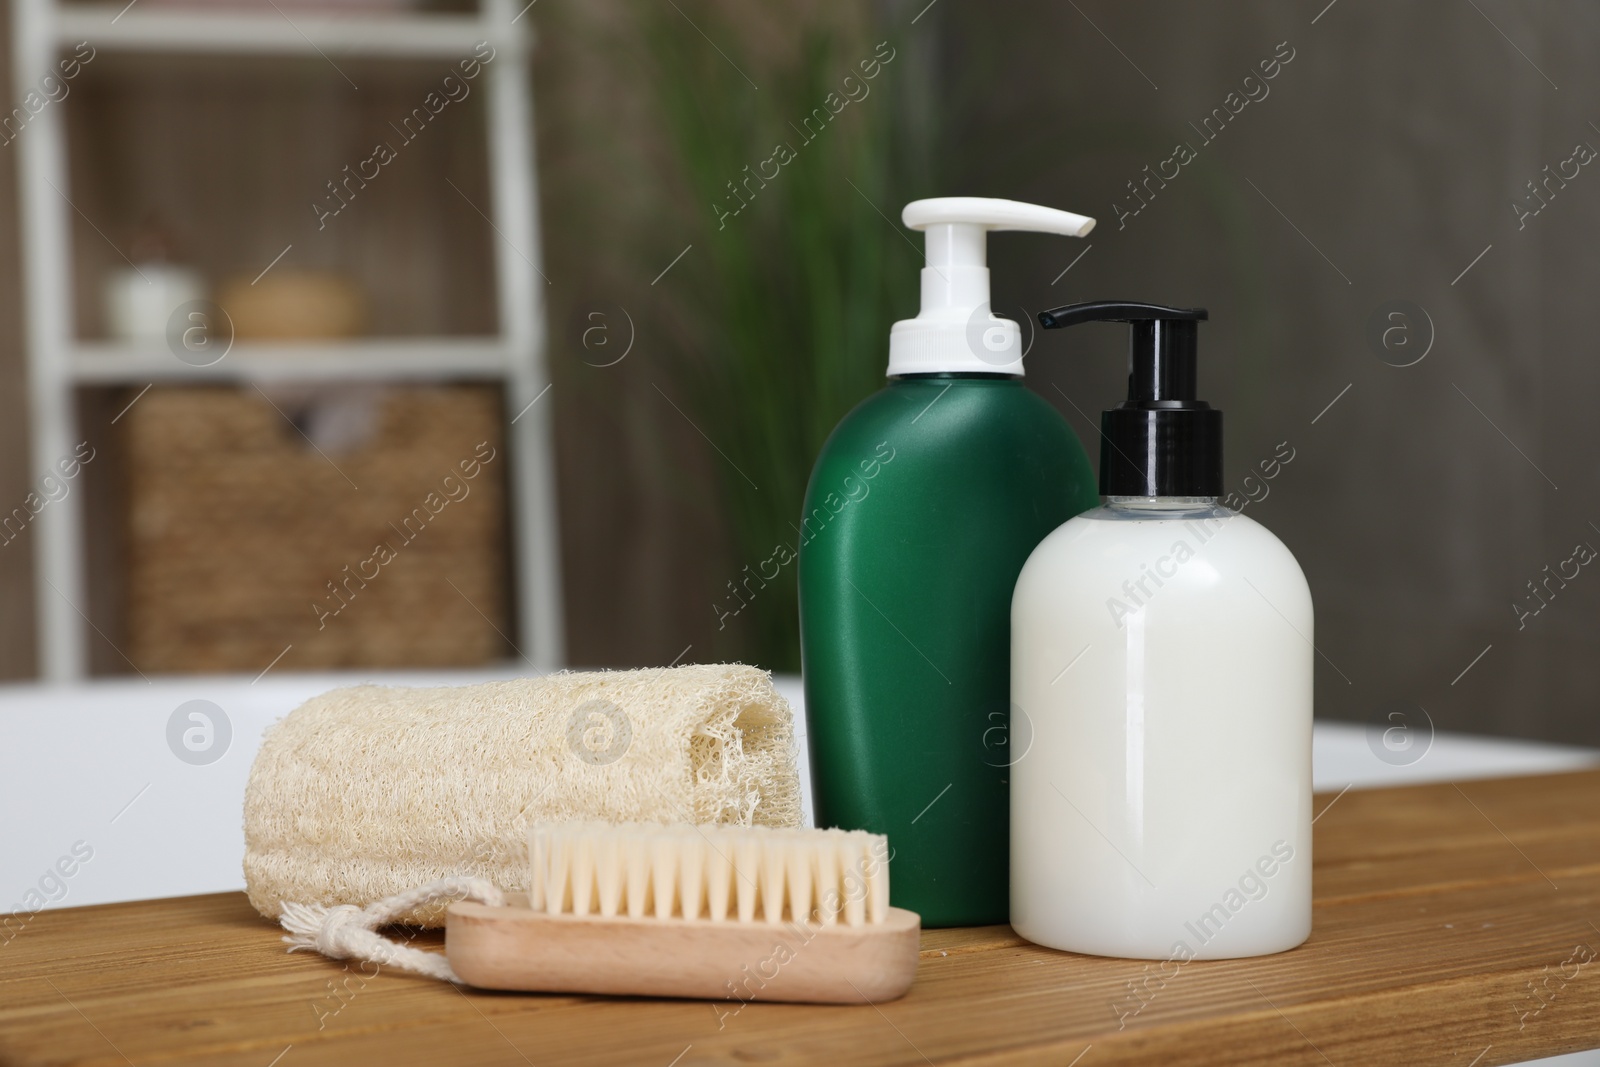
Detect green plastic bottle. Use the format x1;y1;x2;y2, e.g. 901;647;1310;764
799;198;1099;926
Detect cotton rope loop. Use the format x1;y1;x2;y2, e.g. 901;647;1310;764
280;876;505;983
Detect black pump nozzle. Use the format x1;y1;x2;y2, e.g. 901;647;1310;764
1038;300;1222;499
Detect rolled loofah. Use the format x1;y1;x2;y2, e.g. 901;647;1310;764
244;665;801;926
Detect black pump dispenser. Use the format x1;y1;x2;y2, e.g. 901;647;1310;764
1038;300;1222;498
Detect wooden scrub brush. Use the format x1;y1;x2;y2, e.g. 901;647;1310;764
445;823;921;1003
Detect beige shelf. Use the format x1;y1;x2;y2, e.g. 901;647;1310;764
54;5;516;58
70;338;514;383
51;5;518;58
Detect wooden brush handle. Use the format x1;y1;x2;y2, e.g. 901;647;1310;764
446;895;920;1004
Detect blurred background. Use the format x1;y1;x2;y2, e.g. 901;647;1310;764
0;0;1594;747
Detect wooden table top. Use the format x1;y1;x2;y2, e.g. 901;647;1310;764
4;770;1600;1067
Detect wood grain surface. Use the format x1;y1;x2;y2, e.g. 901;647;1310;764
3;770;1599;1066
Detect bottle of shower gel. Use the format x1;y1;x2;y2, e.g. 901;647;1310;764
801;198;1099;927
1010;301;1312;959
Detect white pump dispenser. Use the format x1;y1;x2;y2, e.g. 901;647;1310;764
888;197;1095;377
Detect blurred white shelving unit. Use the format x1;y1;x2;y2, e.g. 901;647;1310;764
10;0;564;680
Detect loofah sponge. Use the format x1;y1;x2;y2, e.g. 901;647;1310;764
243;665;802;926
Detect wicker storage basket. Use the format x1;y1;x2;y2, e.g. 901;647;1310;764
121;383;511;673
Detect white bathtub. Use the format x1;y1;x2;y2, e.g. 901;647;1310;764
3;667;1595;912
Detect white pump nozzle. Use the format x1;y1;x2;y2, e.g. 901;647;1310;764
887;197;1096;377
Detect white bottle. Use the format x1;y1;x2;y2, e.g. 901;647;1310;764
1010;301;1312;960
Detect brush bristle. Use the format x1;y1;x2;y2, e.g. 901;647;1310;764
528;823;890;926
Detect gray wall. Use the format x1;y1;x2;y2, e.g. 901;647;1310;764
944;0;1599;743
1;0;1594;747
